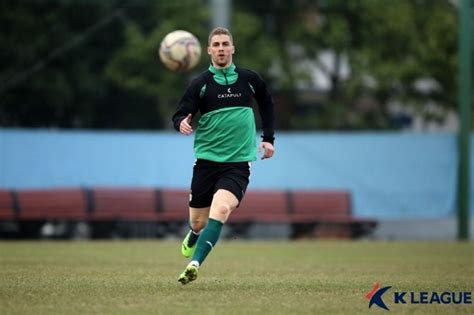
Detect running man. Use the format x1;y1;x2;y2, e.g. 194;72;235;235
172;27;275;285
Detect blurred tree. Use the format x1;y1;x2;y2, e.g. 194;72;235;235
0;0;460;131
104;1;281;130
340;0;458;130
236;0;458;130
0;1;143;128
104;0;210;129
0;1;185;129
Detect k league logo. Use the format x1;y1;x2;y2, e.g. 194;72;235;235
366;282;391;310
365;282;472;311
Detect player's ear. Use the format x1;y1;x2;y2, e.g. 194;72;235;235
207;46;212;55
231;45;235;54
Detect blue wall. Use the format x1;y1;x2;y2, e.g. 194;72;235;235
0;128;471;220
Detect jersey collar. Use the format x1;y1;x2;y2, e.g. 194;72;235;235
209;63;236;75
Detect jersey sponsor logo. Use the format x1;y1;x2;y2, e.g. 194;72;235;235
217;87;242;99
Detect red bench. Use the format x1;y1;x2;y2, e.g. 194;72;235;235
17;188;88;221
226;190;290;238
290;190;377;238
158;189;191;235
0;190;15;220
230;190;290;223
225;189;377;239
88;187;161;238
89;187;159;221
1;187;377;239
160;189;190;222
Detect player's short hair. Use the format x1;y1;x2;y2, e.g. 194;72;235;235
208;27;233;46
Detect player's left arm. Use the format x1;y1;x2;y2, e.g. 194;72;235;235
249;70;275;159
259;141;274;160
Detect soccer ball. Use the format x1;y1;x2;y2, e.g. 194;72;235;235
159;30;202;72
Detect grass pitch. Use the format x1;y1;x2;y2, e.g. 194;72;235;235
0;240;473;315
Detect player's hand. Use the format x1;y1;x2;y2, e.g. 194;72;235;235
179;114;193;135
259;142;274;160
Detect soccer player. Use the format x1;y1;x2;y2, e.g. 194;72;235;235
172;27;275;285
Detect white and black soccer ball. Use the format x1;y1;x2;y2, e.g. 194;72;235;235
159;30;201;72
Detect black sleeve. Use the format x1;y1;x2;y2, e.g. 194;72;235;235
171;77;203;131
248;70;275;144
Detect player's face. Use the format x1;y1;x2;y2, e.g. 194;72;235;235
208;34;234;68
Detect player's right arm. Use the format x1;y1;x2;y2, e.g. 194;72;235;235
172;78;202;135
179;114;193;135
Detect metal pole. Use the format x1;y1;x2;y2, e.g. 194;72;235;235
211;0;231;29
457;0;472;240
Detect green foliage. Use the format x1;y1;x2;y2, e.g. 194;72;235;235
278;0;458;130
104;1;210;127
0;0;462;130
0;1;128;128
232;11;280;75
343;0;457;129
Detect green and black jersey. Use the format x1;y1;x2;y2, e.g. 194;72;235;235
172;64;275;163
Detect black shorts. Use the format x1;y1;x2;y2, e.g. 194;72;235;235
189;159;251;208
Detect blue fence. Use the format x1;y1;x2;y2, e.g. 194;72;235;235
0;128;472;220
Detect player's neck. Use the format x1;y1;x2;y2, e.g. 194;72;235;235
212;60;233;70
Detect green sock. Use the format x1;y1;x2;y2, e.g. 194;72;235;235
191;218;223;265
186;221;202;248
186;229;200;247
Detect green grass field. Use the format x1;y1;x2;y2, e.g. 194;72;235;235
0;240;473;315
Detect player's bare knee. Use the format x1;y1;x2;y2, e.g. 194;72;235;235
190;219;207;232
217;204;231;217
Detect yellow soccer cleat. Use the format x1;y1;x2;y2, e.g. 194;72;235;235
178;263;199;285
181;230;197;258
